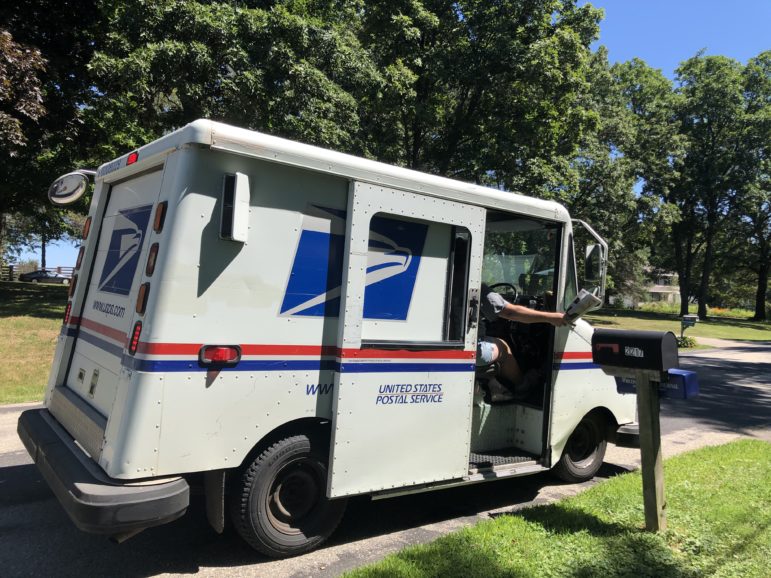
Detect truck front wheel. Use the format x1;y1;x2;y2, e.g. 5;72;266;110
230;434;347;558
553;413;607;483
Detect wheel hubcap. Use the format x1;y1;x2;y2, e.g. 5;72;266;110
567;421;597;464
267;463;321;535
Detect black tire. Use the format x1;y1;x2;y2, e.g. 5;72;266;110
552;413;607;483
230;434;347;558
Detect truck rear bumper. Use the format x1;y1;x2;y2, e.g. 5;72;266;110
17;408;189;535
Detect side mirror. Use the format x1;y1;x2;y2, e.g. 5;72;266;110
48;172;90;206
572;219;608;307
585;244;602;283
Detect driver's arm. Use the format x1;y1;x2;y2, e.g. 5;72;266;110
499;303;567;327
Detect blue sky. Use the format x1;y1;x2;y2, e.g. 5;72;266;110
586;0;771;78
22;0;771;268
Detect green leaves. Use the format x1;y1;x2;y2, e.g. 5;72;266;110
0;29;46;153
88;0;381;155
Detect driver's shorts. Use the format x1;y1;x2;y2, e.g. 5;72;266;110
476;339;496;366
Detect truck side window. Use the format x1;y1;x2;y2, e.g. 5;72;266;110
361;214;471;346
444;228;471;341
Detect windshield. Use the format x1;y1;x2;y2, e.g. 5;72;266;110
482;215;560;307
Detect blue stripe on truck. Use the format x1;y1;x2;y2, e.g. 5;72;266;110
121;358;474;374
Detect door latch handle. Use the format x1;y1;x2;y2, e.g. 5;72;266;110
468;297;479;330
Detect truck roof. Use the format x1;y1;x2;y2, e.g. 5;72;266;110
98;119;571;223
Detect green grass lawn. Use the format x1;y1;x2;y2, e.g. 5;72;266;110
586;309;771;342
0;281;67;404
347;439;771;578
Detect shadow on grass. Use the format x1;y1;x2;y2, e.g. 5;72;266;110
0;281;67;320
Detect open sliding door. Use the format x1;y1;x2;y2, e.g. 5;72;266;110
328;182;485;498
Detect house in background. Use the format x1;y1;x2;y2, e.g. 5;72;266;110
607;271;681;308
647;272;681;304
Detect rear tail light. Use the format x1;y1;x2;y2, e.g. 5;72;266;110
68;274;78;297
153;202;167;233
75;246;85;270
128;321;142;355
136;282;150;314
127;151;139;165
82;217;92;240
63;302;72;325
145;243;159;276
199;345;241;367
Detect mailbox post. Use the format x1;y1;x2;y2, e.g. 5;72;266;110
681;314;698;339
591;329;698;532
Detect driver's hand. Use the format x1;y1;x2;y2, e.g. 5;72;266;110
551;313;569;327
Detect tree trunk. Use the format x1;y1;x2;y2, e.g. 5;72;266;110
753;261;768;321
673;223;691;316
697;226;714;320
41;233;47;270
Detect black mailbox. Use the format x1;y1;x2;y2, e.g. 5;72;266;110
592;329;679;373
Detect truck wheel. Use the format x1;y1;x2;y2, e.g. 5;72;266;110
230;434;347;558
553;413;607;483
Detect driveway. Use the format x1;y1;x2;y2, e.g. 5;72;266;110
1;339;768;577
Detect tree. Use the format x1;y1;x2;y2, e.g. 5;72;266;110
85;0;381;160
0;29;45;153
613;58;688;310
0;1;102;259
0;28;46;258
736;51;771;320
559;48;648;299
1;208;83;268
358;0;604;193
676;54;747;319
87;0;605;197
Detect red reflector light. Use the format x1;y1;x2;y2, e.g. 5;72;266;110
68;274;77;298
146;243;159;276
128;321;142;355
63;302;72;325
199;345;241;366
82;216;92;240
153;201;167;233
75;246;85;270
136;282;150;314
127;151;139;165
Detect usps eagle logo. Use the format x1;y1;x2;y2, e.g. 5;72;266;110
98;205;153;296
281;206;428;320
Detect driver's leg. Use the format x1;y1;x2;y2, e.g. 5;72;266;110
487;336;523;386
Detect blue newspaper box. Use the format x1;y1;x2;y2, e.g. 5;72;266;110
659;369;699;399
615;369;699;399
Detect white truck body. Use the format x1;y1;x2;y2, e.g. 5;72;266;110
20;119;637;555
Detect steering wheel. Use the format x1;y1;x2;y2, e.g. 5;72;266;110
487;282;519;301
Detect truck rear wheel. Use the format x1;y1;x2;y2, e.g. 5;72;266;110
553;413;607;483
230;434;347;558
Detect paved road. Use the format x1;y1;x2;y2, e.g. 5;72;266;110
1;340;768;577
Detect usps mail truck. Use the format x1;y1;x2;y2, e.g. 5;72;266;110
19;120;639;557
